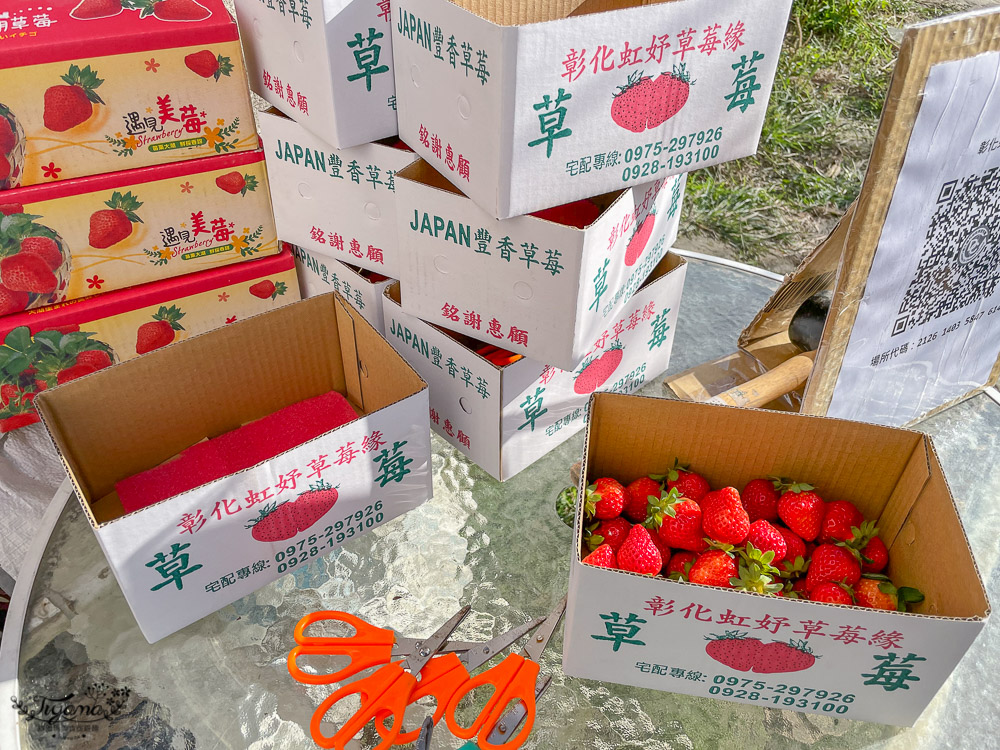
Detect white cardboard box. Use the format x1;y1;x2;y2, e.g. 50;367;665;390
289;242;394;335
396;160;684;371
563;394;990;726
235;0;398;149
259;109;419;277
382;253;685;480
391;0;792;218
35;294;432;643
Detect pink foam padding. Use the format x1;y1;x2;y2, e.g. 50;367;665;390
530;199;603;229
117;440;227;514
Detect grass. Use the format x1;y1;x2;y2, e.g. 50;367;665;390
681;0;947;266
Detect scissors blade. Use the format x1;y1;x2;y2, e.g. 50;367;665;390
483;674;553;744
415;715;434;750
392;637;477;657
459;616;545;672
521;596;567;663
404;604;472;674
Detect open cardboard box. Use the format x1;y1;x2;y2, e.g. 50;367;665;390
391;0;793;218
35;293;432;643
383;251;685;479
563;393;989;725
395;159;684;371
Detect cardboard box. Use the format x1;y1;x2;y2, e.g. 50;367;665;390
288;242;393;335
0;247;300;433
35;292;432;642
0;0;257;189
396;159;684;371
0;149;279;311
563;394;989;726
382;252;685;479
235;0;398;149
258;109;417;276
391;0;792;218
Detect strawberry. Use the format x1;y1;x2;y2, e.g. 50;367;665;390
0;284;29;315
34;379;48;392
611;71;654;133
56;362;97;384
20;236;64;271
646;65;694;128
650;491;707;553
649;532;670;573
688;549;737;588
0;116;14;154
136;305;185;354
133;0;212;21
742;478;780;522
43;65;104;132
661;460;710;504
701;487;750;545
0;204;24;216
623;475;662;522
587;516;631;553
288;480;339;531
216;171;246;194
89;191;143;249
616;525;662;576
0;413;40;432
583;477;626;520
582;543;616;569
776;482;825;541
70;0;124;19
805;543;861;592
185;50;234;80
854;576;924;612
704;632;763;672
249;279;287;300
860;535;889;573
624;212;654;266
1;384;22;406
818;500;864;544
746;519;787;562
809;581;853;605
573;343;623;395
1;254;57;294
76;349;112;370
753;641;817;674
777;527;806;564
666;550;696;580
246;501;298;543
0;155;9;183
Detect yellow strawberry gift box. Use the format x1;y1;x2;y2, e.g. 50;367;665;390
0;149;279;312
0;0;256;189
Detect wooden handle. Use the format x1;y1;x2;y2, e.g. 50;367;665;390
707;351;817;408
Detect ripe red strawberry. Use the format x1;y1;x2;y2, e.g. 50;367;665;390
136;305;185;354
70;0;123;19
701;487;750;545
288;481;339;531
860;535;889;573
0;284;29;315
666;550;696;580
776;483;825;541
0;116;14;154
34;379;48;392
616;525;662;576
663;460;710;504
623;476;662;522
589;516;631;552
854;577;923;611
742;478;780;522
0;413;40;432
1;254;57;294
753;641;816;674
573;343;623;395
216;171;246;194
20;236;63;271
246;502;298;542
249;279;288;300
76;349;112;370
688;549;737;587
135;0;212;21
704;632;763;672
582;543;616;569
56;362;97;384
1;384;22;406
649;532;670;573
89;191;142;249
746;519;787;562
43;65;104;132
776;527;807;569
0;203;24;216
805;543;861;592
611;71;654;133
583;477;626;520
646;65;694;128
653;495;707;552
809;581;853;605
818;500;864;544
624;212;654;266
184;50;233;80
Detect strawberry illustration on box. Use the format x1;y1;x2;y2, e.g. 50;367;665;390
0;0;256;188
0;149;278;308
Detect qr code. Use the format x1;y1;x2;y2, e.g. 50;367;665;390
892;167;1000;336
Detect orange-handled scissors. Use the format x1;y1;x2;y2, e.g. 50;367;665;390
445;596;566;750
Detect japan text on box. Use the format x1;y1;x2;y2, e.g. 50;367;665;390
563;394;990;726
235;0;397;149
289;242;393;335
258;109;417;277
382;253;684;480
35;293;432;642
0;246;299;433
391;0;792;218
0;0;257;189
396;159;683;371
0;149;279;312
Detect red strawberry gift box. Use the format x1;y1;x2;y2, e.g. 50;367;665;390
0;149;279;312
390;0;793;219
34;292;432;642
0;0;257;189
395;159;684;371
0;246;298;432
563;394;989;726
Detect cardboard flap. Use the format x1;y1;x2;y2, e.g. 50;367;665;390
877;436;931;546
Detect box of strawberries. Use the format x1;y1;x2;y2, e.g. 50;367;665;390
563;393;989;726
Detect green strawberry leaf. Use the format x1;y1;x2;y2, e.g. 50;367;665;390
4;326;32;354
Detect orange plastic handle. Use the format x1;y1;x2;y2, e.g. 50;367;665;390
287;610;395;685
444;653;539;749
309;660;415;750
374;652;471;745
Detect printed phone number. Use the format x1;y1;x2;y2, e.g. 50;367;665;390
274;501;384;573
607;363;646;394
618;127;723;183
710;675;855;714
915;304;1000;349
